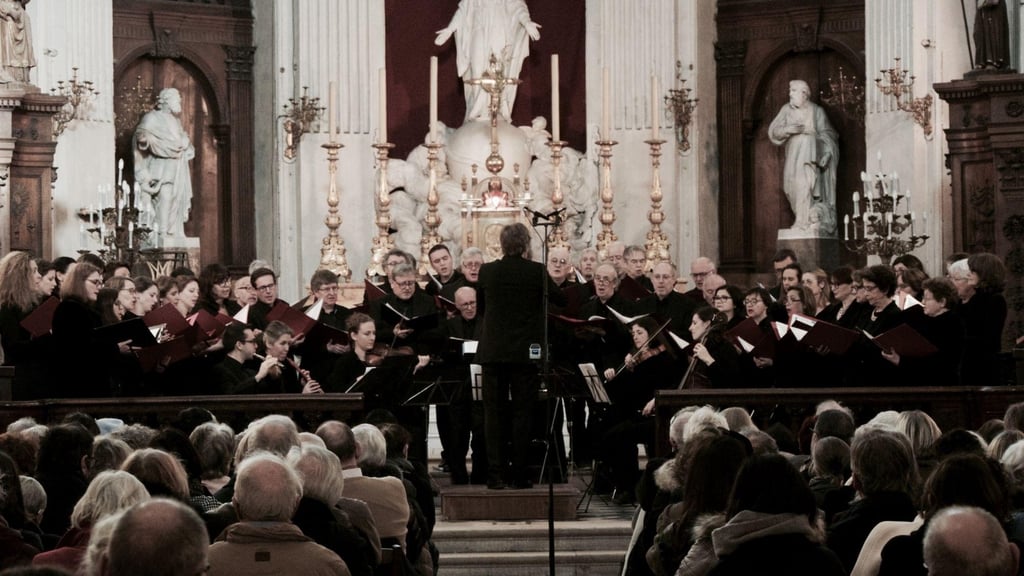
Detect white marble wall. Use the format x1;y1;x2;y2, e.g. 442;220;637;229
28;0;115;258
253;0;383;302
865;0;970;272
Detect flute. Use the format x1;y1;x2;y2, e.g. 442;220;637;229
254;353;311;383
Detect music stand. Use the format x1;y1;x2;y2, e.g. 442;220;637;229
574;363;613;512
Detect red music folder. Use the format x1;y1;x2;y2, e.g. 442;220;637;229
20;296;59;339
266;301;318;338
864;323;939;358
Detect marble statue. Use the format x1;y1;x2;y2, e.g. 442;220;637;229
974;0;1010;70
0;0;34;84
435;0;540;122
133;88;195;243
768;79;839;237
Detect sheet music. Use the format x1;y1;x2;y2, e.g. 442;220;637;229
233;304;249;324
462;340;478;354
578;363;610;404
469;364;483;402
605;305;648;325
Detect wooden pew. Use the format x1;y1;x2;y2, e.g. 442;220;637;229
653;387;1024;457
0;393;364;433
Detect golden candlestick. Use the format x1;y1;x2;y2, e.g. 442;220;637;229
547;139;570;248
367;142;396;280
418;141;444;279
644;138;671;268
318;141;351;281
595;139;618;256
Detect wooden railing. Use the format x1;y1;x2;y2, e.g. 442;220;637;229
0;393;364;432
653;387;1024;457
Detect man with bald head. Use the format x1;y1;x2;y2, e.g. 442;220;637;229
638;261;697;338
683;257;716;304
440;285;486;484
923;506;1019;576
103;498;210;576
702;273;727;306
577;263;635;377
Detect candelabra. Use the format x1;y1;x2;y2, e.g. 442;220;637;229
644;138;670;268
51;68;99;136
546;139;569;248
843;159;929;265
820;66;865;126
280;87;325;161
367;141;396;280
875;58;933;138
116;75;155;140
595;138;618;256
418;142;445;279
664;61;698;153
78;180;155;265
318;140;351;281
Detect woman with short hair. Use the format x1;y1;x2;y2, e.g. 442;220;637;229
962;253;1008;386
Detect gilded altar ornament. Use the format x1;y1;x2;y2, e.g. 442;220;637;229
318;138;351;281
820;66;865;126
280;87;325;161
116;75;155;140
875;58;933;139
51;67;98;136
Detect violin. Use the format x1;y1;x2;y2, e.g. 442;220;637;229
363;343;416;367
610;319;672;380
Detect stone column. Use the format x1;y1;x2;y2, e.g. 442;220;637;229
224;45;257;265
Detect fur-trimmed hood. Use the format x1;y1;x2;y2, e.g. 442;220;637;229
654;458;682;493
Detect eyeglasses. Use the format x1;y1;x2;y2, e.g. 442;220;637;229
548;258;568;265
712;295;731;302
255;283;276;292
861;283;880;293
691;271;711;279
216;277;232;286
458;301;477;308
594;275;616;284
86;278;102;287
243;338;257;344
743;298;762;306
462;261;482;269
394;280;416;288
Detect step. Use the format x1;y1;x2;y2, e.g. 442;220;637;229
433;521;633;554
438;550;624;576
441;484;582;521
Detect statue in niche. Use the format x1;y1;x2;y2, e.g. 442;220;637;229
0;0;35;84
435;0;541;123
974;0;1010;70
768;79;839;237
133;88;195;243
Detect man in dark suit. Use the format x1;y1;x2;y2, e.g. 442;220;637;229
477;223;564;489
682;256;715;304
247;267;288;330
638;261;697;339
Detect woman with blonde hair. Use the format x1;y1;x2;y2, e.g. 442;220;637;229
0;251;47;398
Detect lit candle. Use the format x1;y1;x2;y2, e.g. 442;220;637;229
853;192;860;217
551;54;560;142
650;73;659;140
128;222;134;249
430;56;438;143
910;211;915;235
844;214;850;241
79;222;86;247
89;204;96;226
378;68;388;143
117;158;124;187
602;67;610;139
328;81;336;144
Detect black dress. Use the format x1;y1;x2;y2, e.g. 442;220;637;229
899;309;964;387
51;297;109;398
0;301;52;399
961;290;1007;386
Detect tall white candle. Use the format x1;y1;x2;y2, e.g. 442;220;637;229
379;68;388;143
328;81;337;143
650;73;659;140
430;57;438;143
844;215;850;241
602;67;610;139
551;54;560;142
80;223;86;248
117;158;124;186
128;222;134;249
853;192;860;217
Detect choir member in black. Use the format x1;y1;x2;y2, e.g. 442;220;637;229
196;263;240;317
259;320;322;394
51;262;109;397
961;253;1008;386
96;287;145;396
132;276;160;318
638;261;697;338
35;258;57;298
578;263;636;375
156;274;179;309
740;286;777;388
104;276;138;320
681;306;741;388
369;263;441;357
881;277;964;387
600;316;680;504
802;268;831;316
325;312;378;393
175;276;200;316
0;251;47;399
476;222;566;489
209;323;279;394
855;264;905;387
622;245;655;293
774;285;828;386
424;243;464;297
248;267;288;330
297;269;352;383
817;266;866;328
439;246;483;302
713;284;747;331
441;286;487;484
231;274;256;309
576;247;599;283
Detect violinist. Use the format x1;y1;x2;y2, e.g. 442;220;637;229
208;323;279;394
325;312;377;393
600;316;681;505
260;320;322;394
681;306;741;389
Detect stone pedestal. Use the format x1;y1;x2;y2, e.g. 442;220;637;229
775;234;839;272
